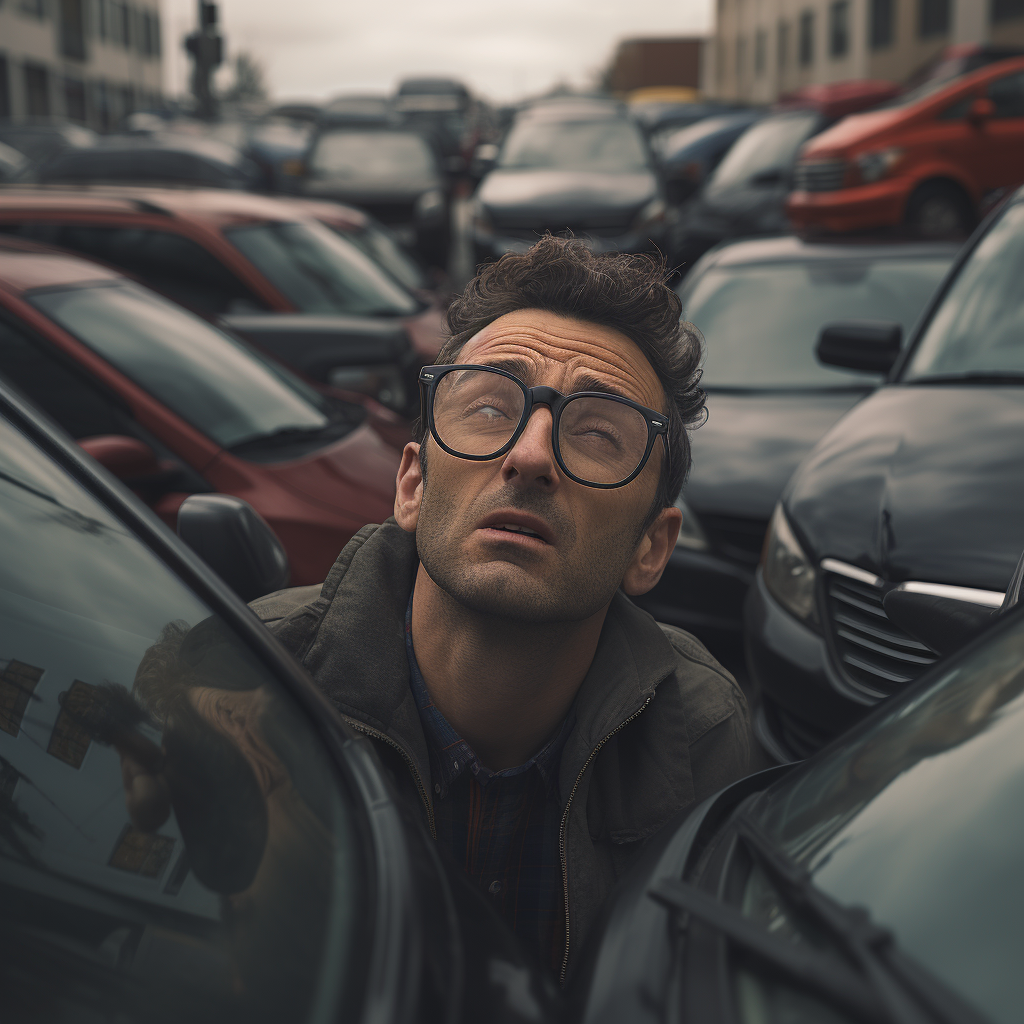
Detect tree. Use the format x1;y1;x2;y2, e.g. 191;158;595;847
222;52;267;104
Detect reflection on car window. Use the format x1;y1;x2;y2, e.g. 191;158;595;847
706;112;818;191
681;257;951;388
499;119;649;173
0;416;365;1021
905;201;1024;380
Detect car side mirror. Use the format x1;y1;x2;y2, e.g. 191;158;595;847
78;435;161;480
969;96;995;126
177;494;290;602
816;320;902;373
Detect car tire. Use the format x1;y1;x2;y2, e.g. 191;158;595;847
905;181;974;239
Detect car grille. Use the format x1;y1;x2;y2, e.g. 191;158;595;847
793;160;848;193
701;514;768;567
822;569;939;697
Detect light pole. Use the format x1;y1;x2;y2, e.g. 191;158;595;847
184;1;223;120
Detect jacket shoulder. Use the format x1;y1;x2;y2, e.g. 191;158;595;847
250;584;323;627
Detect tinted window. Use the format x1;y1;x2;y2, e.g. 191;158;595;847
988;70;1024;118
706;112;818;190
29;282;333;447
681;255;952;387
337;222;431;292
226;220;420;316
3;223;268;316
309;130;437;180
0;415;366;1021
905;201;1024;380
499;119;649;173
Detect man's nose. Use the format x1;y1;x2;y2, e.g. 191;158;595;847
500;405;559;490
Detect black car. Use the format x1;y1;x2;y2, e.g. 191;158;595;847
572;567;1024;1024
633;237;956;666
0;119;98;163
294;127;451;268
472;105;669;265
0;377;556;1022
745;187;1024;762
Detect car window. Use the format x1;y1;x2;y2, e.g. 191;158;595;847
988;70;1024;118
498;119;650;173
28;281;336;448
680;256;952;388
309;130;438;180
337;222;431;292
0;414;366;1021
1;223;269;317
706;112;819;191
226;220;420;316
744;610;1024;1023
904;201;1024;380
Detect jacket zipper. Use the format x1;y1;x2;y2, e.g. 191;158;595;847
558;693;654;985
342;715;437;841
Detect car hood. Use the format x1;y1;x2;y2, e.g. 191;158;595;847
800;106;915;158
477;170;656;221
785;385;1024;591
686;390;868;520
302;177;439;203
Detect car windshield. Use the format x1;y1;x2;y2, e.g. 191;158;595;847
706;112;818;190
28;281;333;448
903;200;1024;381
740;608;1024;1024
680;255;953;388
338;222;431;292
0;412;366;1021
309;130;436;179
499;119;649;173
226;220;420;317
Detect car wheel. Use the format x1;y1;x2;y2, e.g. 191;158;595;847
905;181;973;239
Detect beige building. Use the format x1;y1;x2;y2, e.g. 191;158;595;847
0;0;163;130
705;0;1024;103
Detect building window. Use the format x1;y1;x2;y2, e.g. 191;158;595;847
871;0;897;47
18;0;48;18
777;20;790;69
992;0;1024;22
799;10;815;66
829;1;850;56
59;0;88;60
23;63;51;117
755;29;767;76
64;77;87;122
919;0;951;37
736;35;748;83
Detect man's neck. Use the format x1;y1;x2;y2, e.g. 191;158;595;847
409;563;608;771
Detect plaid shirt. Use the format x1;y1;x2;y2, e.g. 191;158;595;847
405;599;573;974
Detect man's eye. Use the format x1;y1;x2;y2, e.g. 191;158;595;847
466;401;511;421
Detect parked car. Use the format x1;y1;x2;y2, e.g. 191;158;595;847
292;126;452;268
0;187;445;411
0;141;27;181
787;58;1024;238
0;376;555;1023
673;81;899;273
633;237;956;666
0;236;404;585
471;104;670;265
0;118;97;163
745;186;1024;762
572;569;1024;1024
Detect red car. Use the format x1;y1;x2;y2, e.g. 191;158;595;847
0;236;402;584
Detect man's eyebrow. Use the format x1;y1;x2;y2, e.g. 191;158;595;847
568;373;634;402
479;357;535;382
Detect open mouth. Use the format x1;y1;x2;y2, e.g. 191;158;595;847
488;523;547;541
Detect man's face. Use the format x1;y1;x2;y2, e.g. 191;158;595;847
403;309;673;623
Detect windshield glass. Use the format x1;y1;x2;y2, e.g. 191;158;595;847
904;200;1024;381
226;220;419;317
0;414;366;1021
499;119;649;173
744;610;1024;1023
707;112;818;190
340;222;431;292
309;130;436;179
681;256;952;388
29;281;331;447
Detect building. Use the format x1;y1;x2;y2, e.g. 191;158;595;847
705;0;1024;103
604;37;703;94
0;0;164;130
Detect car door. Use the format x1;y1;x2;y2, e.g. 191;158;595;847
984;68;1024;190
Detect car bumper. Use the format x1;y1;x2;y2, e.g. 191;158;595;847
786;181;911;234
744;570;875;760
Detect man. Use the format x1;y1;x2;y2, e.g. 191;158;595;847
254;236;753;981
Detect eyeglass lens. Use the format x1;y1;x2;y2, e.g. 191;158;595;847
432;368;651;485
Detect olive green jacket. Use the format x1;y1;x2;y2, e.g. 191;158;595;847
251;518;752;982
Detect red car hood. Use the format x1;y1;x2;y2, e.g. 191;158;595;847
800;107;910;160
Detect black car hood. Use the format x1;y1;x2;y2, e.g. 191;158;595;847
786;386;1024;591
477;170;656;223
686;390;867;520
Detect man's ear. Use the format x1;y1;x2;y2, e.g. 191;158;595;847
621;504;682;597
395;442;423;532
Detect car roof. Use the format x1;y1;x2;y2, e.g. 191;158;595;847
0;234;122;292
0;185;312;228
698;234;962;269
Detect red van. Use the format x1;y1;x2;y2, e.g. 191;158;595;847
786;57;1024;237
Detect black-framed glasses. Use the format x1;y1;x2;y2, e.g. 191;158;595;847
419;364;669;489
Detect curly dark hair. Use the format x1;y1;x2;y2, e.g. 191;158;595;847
417;235;705;516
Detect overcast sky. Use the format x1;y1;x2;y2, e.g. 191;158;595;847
162;0;712;104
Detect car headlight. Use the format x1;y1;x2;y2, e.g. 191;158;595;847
634;197;667;231
856;147;904;184
762;503;818;625
674;496;710;552
416;189;445;219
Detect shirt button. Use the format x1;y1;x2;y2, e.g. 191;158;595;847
433;783;441;794
488;880;503;895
